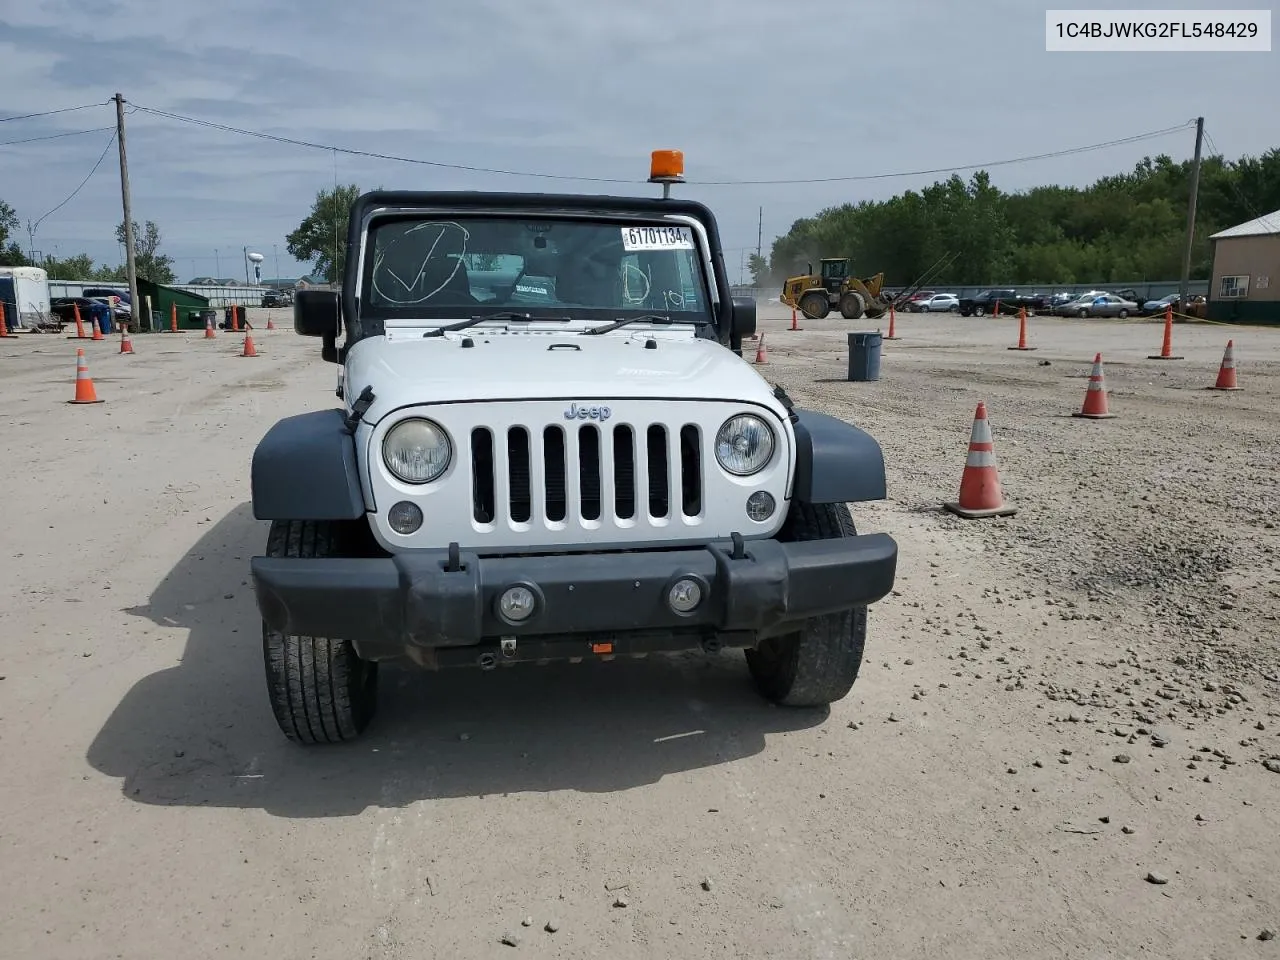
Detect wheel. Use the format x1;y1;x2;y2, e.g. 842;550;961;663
744;501;868;707
1078;309;1088;319
974;306;986;317
838;292;865;320
919;304;930;313
799;292;830;320
949;304;958;313
1118;309;1128;319
262;519;379;744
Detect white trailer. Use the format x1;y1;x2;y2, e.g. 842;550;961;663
0;266;51;329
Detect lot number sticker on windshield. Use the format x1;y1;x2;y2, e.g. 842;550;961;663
621;225;694;251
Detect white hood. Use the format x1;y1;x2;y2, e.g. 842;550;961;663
344;329;785;424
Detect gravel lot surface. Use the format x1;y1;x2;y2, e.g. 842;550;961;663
1;304;1276;959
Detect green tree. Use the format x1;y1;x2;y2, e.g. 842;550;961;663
747;253;771;286
765;146;1280;287
44;253;99;279
0;199;30;266
287;184;362;284
114;219;176;283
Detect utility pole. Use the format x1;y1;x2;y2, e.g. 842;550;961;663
1178;116;1205;313
113;94;141;330
756;206;763;260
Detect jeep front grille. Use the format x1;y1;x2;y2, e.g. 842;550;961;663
470;422;703;529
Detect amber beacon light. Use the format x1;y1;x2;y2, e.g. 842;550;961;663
649;150;684;197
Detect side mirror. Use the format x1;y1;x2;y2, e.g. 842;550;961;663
295;290;340;363
731;296;757;342
294;290;339;337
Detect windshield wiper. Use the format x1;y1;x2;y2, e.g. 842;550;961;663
422;311;572;338
582;314;709;336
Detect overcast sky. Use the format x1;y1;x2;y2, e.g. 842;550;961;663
1;0;1275;284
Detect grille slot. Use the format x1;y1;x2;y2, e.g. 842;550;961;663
613;425;635;520
470;418;705;529
508;427;531;523
646;425;669;518
680;425;702;516
471;427;495;523
579;425;602;521
543;426;566;522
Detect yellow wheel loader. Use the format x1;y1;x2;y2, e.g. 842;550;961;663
780;258;888;320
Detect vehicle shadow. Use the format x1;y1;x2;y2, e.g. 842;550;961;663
87;503;826;818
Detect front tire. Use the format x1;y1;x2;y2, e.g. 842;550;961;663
800;292;830;320
839;292;865;319
745;502;868;707
262;519;379;744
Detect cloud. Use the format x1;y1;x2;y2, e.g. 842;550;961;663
1;0;1275;279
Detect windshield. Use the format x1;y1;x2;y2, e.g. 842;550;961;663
361;215;713;321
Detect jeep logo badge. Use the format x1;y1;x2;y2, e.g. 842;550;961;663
564;402;611;422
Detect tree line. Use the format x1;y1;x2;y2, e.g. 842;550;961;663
0;198;176;283
752;148;1280;289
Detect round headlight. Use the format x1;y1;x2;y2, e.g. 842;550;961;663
383;418;451;484
715;414;775;476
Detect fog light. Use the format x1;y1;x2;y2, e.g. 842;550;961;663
499;585;536;622
746;491;776;522
668;577;702;614
388;500;423;534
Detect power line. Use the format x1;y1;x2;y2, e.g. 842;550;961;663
31;131;119;233
0;102;109;123
128;102;649;184
0;125;116;147
692;123;1197;185
127;101;1197;189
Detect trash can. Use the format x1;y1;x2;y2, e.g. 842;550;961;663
847;331;883;382
89;302;113;335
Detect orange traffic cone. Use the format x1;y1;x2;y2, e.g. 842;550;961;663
68;348;104;404
266;317;276;330
754;334;767;364
0;302;16;338
119;328;134;354
241;334;258;357
170;303;178;333
1148;306;1183;359
91;314;105;341
883;304;899;340
1207;340;1242;391
1008;307;1036;350
943;402;1017;519
205;317;216;339
69;303;87;339
231;305;240;332
1072;352;1117;419
789;307;801;331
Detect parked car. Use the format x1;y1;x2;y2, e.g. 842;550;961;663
88;296;132;322
50;297;113;331
915;293;959;313
261;290;292;308
900;290;935;312
957;289;1047;317
81;287;131;311
1055;292;1139;318
1141;293;1180;316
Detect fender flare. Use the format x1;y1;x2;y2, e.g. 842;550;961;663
251;409;366;520
790;408;887;504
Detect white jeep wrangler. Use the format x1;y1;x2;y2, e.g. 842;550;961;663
250;160;897;744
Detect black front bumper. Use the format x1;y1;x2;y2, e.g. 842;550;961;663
250;533;897;663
